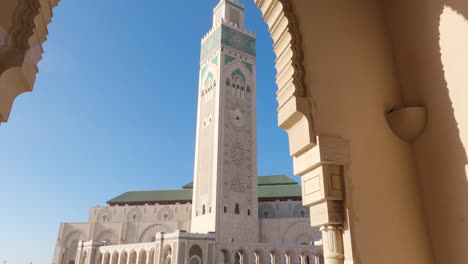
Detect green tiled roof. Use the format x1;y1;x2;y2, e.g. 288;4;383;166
107;189;192;205
107;175;301;205
258;184;302;198
182;175;296;189
257;175;297;186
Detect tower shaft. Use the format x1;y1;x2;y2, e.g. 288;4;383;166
190;0;258;243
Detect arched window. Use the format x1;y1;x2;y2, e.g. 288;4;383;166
247;209;251;216
132;214;137;222
224;206;227;213
202;205;206;215
235;204;240;214
263;211;270;218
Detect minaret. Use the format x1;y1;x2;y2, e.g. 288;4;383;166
190;0;258;243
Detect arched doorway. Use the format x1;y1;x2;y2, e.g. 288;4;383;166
120;251;128;264
129;250;137;264
189;244;203;264
253;249;263;264
138;250;147;264
234;249;247;264
218;249;230;264
79;250;87;264
111;251;119;264
162;245;172;264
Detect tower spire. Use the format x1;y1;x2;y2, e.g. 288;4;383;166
191;0;257;243
212;0;245;30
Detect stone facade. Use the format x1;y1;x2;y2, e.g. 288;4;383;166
53;200;321;264
52;1;322;263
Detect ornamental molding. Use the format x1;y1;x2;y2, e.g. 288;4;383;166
10;0;41;50
0;0;60;123
254;0;315;156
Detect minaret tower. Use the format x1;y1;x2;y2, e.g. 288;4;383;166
191;0;258;243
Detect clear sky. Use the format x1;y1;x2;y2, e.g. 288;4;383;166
0;1;294;263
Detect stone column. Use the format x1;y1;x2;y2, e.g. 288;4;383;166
320;225;344;264
295;136;348;264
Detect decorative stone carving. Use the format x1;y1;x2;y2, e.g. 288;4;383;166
0;0;60;123
126;207;143;222
258;204;276;218
255;0;315;156
97;208;112;222
320;225;344;264
157;206;174;221
139;224;173;242
96;229;119;244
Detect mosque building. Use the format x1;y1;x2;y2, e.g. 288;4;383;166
52;1;322;263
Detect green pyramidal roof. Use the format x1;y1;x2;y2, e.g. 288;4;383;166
107;175;302;205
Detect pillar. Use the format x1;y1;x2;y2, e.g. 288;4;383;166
320;226;344;264
295;136;348;264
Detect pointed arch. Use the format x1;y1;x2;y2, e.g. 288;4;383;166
138;249;147;264
162;245;172;264
258;204;275;219
189;244;203;264
129;250;137;264
218;249;230;264
120;251;128;264
231;68;246;84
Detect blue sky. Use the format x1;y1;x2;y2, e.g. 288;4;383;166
0;1;293;263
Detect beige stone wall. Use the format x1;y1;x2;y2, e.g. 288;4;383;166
289;0;432;263
384;1;468;263
54;202;317;263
